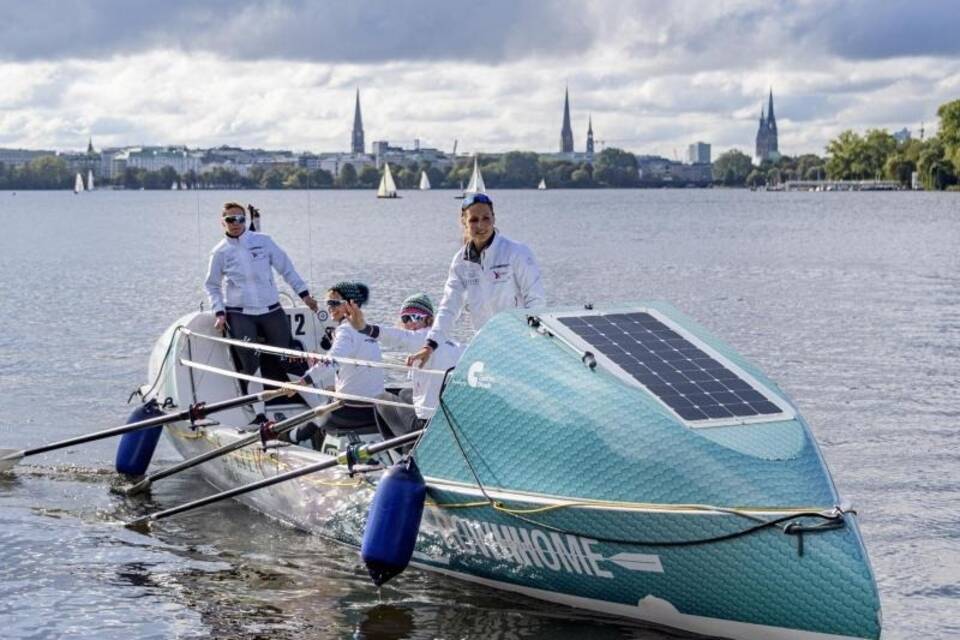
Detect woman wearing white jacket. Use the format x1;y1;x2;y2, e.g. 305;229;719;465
346;294;463;437
289;281;384;446
408;192;545;367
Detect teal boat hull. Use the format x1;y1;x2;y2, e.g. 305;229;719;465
411;303;882;639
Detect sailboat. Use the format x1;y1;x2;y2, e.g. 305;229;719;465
538;178;547;190
419;170;431;190
465;156;486;194
73;172;85;194
377;163;399;199
87;170;95;191
171;181;179;190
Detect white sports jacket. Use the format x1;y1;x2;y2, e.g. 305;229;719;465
427;232;545;345
204;231;308;315
369;325;463;419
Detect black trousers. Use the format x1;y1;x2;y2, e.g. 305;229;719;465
226;307;307;394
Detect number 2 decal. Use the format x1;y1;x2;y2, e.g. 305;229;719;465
293;313;306;336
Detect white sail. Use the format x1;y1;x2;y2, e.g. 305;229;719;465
74;172;84;194
465;156;486;194
171;181;179;190
419;170;431;190
87;170;95;191
377;163;398;198
538;178;547;190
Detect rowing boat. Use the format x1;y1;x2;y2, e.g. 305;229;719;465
142;302;882;640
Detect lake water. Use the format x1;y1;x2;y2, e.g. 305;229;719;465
0;189;957;639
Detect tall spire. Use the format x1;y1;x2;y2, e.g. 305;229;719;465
586;115;594;155
87;137;94;155
767;88;776;129
351;88;365;154
560;86;574;153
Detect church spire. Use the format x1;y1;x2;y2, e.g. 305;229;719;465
351;89;365;154
560;86;574;153
767;88;776;129
87;137;95;155
586;115;594;155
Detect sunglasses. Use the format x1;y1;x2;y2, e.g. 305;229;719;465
461;192;493;210
223;214;246;224
325;299;345;308
401;313;428;323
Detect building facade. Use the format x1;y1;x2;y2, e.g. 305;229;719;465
754;89;780;164
687;142;711;165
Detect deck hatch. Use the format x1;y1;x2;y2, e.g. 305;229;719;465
556;312;788;424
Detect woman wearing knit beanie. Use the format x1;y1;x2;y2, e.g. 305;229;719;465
290;281;384;446
347;293;464;438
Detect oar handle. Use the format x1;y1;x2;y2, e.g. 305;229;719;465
128;429;423;526
21;389;283;459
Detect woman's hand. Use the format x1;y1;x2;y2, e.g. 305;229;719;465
406;345;434;368
344;301;366;331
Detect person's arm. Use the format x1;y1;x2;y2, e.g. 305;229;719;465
514;244;546;310
376;326;426;352
345;303;423;352
266;236;316;311
304;325;353;381
426;254;466;346
203;249;226;329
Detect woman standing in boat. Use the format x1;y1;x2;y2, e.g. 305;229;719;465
289;281;384;445
407;192;545;367
204;202;319;424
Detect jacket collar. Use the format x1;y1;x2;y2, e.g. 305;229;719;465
463;230;497;264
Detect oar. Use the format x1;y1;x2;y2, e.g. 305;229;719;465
121;400;343;496
180;328;448;375
0;389;286;473
126;429;423;529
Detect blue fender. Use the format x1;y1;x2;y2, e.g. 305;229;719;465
361;458;427;586
115;399;165;476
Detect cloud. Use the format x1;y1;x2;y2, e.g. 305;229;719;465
0;2;957;157
0;0;598;64
795;0;960;60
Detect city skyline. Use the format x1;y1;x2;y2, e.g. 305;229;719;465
1;1;957;157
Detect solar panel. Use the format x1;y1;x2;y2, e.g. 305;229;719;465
557;312;786;423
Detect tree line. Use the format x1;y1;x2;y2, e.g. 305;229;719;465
712;98;960;190
0;148;653;191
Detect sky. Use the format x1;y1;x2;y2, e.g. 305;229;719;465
1;0;958;158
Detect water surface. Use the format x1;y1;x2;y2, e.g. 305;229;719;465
0;189;957;639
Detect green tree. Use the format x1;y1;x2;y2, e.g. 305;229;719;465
358;165;381;189
918;142;957;190
498;151;540;187
283;168;310;189
884;154;915;187
308;168;334;188
24;155;73;189
260;167;285;189
396;167;418;189
746;169;766;188
594;148;638;187
712;149;752;186
337;163;358;188
826;130;864;179
937;99;960;174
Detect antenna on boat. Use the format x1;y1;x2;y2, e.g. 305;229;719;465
195;188;204;310
305;172;322;351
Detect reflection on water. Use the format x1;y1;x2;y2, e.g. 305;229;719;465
0;190;958;638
